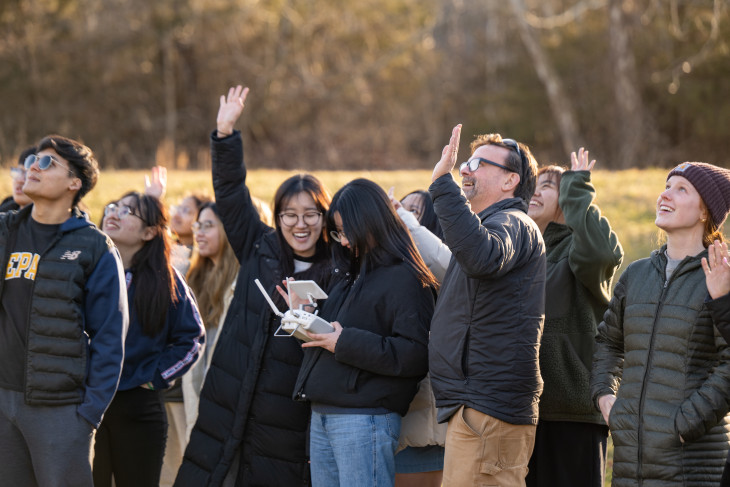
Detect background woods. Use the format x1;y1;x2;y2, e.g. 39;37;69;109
1;0;728;170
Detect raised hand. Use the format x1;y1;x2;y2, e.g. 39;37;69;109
217;85;249;137
432;124;462;182
571;147;596;172
387;186;402;211
144;165;167;199
701;240;730;300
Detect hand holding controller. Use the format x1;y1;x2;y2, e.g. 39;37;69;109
280;309;335;342
254;278;334;343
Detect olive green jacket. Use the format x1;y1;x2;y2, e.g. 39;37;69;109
538;170;622;423
591;248;730;486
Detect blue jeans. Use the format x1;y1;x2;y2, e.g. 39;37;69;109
310;410;401;487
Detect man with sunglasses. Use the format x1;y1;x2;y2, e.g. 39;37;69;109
428;125;546;486
0;135;128;487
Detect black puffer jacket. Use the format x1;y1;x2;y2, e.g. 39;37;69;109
293;261;433;416
591;248;730;486
428;174;546;425
176;131;322;486
0;206;127;428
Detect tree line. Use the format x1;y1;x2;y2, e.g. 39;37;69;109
1;0;728;170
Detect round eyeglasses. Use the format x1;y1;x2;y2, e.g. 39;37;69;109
11;167;26;180
279;212;322;227
192;220;216;233
329;230;347;243
104;203;146;223
171;204;195;217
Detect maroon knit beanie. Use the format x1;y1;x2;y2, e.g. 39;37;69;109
667;162;730;227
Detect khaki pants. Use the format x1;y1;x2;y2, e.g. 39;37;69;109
443;406;536;487
160;402;187;487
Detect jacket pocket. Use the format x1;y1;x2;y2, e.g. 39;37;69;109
457;406;534;477
460;327;471;379
347;367;360;393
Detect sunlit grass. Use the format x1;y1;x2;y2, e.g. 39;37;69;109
3;166;717;273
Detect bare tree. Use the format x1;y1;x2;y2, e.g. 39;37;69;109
608;0;645;168
508;0;582;156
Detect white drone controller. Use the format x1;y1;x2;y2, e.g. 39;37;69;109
254;278;334;342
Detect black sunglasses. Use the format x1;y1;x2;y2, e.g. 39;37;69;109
460;157;518;174
24;154;71;172
500;138;526;181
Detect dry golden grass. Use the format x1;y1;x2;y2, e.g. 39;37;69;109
2;166;711;273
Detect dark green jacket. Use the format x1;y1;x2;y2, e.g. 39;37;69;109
538;170;622;423
591;248;730;486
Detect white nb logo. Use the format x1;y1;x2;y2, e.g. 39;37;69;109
60;250;82;260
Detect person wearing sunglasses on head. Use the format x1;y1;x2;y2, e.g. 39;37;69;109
524;149;623;487
175;85;333;487
428;126;545;486
0;135;128;487
0;146;36;213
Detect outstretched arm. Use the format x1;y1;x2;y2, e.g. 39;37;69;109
211;85;270;259
561;148;623;302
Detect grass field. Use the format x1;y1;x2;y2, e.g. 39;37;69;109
3;166;719;485
11;165;686;271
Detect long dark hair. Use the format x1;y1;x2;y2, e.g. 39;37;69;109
401;190;443;240
328;179;437;288
122;192;179;337
273;174;332;286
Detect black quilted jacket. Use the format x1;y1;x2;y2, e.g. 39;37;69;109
176;131;317;487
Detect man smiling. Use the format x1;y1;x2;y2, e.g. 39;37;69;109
428;125;545;486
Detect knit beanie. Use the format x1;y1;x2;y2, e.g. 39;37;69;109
667;162;730;227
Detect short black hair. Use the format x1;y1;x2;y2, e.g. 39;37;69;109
17;146;36;166
36;135;99;206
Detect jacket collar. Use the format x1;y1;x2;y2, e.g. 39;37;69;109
651;244;706;277
477;197;528;221
9;204;92;234
543;222;570;248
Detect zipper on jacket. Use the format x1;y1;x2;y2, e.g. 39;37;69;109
636;257;687;482
23;229;68;393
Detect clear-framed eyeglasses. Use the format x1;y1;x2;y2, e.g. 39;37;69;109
192;220;216;234
279;211;322;227
329;230;347;243
104;203;147;224
10;167;26;180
